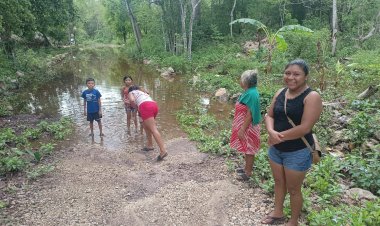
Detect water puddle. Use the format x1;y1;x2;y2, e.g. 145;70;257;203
19;48;233;150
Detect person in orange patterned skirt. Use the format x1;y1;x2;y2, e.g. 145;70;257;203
230;70;261;181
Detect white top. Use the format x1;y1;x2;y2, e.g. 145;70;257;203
130;90;153;106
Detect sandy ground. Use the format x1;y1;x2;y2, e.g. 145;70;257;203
0;134;284;226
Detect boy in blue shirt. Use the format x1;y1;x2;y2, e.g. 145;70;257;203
81;78;104;137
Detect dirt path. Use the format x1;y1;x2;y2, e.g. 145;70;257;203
0;134;281;225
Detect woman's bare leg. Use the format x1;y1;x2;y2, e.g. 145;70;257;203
132;111;138;131
143;122;154;149
244;154;255;176
284;168;306;226
143;117;166;155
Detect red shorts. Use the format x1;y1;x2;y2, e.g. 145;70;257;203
138;101;158;121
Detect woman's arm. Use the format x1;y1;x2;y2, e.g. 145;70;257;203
128;92;137;108
280;91;322;140
265;89;285;145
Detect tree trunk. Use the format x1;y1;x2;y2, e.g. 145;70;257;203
358;10;380;42
230;0;237;37
188;0;201;60
124;0;142;52
316;41;326;91
331;0;338;56
42;33;51;47
160;15;167;51
179;0;188;53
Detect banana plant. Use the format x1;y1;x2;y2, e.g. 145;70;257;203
230;18;314;73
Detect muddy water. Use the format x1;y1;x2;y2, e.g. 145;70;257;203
24;48;233;150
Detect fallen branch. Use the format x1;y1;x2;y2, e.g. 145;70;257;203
357;85;379;99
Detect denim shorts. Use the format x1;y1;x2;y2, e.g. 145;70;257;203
268;146;312;172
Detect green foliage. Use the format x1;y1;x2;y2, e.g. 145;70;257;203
251;150;274;193
0;200;7;209
283;28;330;64
26;164;54;181
102;0;130;43
30;0;75;44
26;149;42;162
192;72;242;96
347;111;378;145
160;55;190;73
308;199;380;226
0;128;17;146
176;102;233;156
0;117;72;175
306;155;343;205
1;155;25;173
38;117;73;140
23;128;42;140
230;18;313;73
341;151;380;195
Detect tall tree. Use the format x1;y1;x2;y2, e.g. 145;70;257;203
331;0;338;56
30;0;75;46
0;0;34;56
103;0;130;43
188;0;201;60
230;0;237;37
179;0;188;53
124;0;142;52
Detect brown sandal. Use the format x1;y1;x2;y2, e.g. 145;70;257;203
157;152;168;161
261;215;286;225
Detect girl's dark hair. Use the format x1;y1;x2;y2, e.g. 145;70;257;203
123;75;133;81
285;59;309;76
128;85;140;93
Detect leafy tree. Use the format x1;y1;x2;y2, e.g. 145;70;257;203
0;0;35;56
103;0;130;43
230;18;313;73
30;0;75;46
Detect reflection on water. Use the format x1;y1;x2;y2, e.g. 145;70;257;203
21;48;233;150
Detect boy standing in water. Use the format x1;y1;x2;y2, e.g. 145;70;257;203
82;78;104;137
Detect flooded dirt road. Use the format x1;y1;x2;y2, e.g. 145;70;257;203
1;48;275;225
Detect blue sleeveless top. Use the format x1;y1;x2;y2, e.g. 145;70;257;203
273;88;314;152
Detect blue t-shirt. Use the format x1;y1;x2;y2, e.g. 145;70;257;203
81;89;102;113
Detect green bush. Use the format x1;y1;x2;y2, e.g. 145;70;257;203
0;117;72;175
341;151;380;195
251;150;274;193
306;155;343;206
347;111;378;145
1;156;25;173
308;200;380;226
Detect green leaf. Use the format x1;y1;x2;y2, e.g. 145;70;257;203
275;34;288;52
230;18;267;30
278;25;314;33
